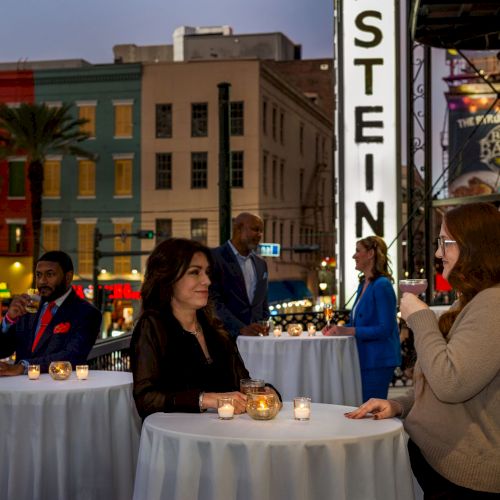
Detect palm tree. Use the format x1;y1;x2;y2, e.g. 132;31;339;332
0;102;94;281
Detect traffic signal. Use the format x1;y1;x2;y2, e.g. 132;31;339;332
137;230;155;239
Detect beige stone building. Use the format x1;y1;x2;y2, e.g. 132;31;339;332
138;58;333;297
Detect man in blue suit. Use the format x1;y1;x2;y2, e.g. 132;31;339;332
210;212;270;338
0;251;102;375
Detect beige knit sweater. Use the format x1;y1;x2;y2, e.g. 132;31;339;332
393;285;500;493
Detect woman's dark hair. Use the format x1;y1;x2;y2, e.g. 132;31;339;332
357;235;394;282
439;203;500;336
140;238;223;331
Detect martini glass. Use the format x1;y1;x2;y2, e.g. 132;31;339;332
399;279;428;296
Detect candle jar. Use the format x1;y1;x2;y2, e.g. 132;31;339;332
307;323;316;336
240;378;265;395
287;323;303;337
28;364;40;380
246;393;280;420
294;397;311;421
48;361;72;380
272;325;282;337
217;397;235;420
76;365;89;380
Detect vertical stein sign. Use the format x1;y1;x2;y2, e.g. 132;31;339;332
335;0;401;305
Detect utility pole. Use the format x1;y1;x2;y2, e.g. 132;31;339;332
218;82;231;244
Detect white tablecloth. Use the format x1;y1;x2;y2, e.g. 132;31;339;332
0;370;141;500
133;403;415;500
237;335;362;406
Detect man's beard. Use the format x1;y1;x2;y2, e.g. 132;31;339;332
40;282;69;303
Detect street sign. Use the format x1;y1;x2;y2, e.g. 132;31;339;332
258;243;281;257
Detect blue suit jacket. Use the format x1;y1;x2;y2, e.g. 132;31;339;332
0;289;102;372
210;242;269;338
348;276;401;370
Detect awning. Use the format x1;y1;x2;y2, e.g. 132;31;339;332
268;280;313;304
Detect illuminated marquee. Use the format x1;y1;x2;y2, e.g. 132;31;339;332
335;0;401;305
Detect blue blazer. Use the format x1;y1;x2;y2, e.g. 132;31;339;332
348;276;401;370
0;289;102;372
210;241;269;338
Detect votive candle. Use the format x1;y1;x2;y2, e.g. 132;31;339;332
218;397;235;420
294;397;311;421
28;364;40;380
76;365;89;380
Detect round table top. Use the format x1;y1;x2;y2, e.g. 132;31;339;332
143;403;403;444
0;370;132;393
237;333;352;343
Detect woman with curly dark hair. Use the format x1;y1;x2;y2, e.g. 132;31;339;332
131;238;255;420
346;203;500;498
324;235;401;401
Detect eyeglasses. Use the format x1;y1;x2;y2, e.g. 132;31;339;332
435;236;456;255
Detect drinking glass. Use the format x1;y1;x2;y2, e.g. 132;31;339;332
26;289;41;314
323;305;333;327
257;319;271;336
399;279;428;296
240;378;265;395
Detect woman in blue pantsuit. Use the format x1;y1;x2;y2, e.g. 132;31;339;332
324;236;401;401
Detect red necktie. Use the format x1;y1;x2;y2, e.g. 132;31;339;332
32;301;56;352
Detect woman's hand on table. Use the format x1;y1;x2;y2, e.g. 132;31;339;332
344;398;403;420
202;391;247;413
322;325;355;336
400;293;429;321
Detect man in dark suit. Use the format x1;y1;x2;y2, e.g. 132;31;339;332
0;251;102;375
210;212;270;338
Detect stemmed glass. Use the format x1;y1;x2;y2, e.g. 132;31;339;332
399;279;428;297
323;305;333;327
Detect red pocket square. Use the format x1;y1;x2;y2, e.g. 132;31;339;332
53;322;71;334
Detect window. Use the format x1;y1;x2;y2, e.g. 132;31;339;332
114;101;133;138
272;107;277;140
272;158;277;198
8;223;26;253
299;124;304;155
156;153;172;189
77;222;95;275
279;111;285;144
114;157;133;196
262;100;267;135
299;170;304;202
42;222;60;252
43;160;61;197
231;151;244;188
230;101;244;136
114;222;131;274
191;152;208;189
156;103;172;138
279;160;285;200
8;161;25;197
191;219;208;245
78;104;96;137
155;219;172;243
191;103;208;137
78;160;96;197
263;153;268;196
279;222;284;256
272;220;276;242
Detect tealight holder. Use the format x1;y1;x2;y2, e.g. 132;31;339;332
294;397;311;421
76;365;89;380
246;393;280;420
287;323;303;337
272;325;282;337
48;361;72;380
28;364;40;380
307;323;316;336
217;397;235;420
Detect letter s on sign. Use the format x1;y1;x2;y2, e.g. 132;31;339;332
355;11;383;48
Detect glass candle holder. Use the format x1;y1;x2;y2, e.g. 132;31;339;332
307;323;316;336
294;397;311;421
48;361;72;380
287;323;303;337
272;325;282;337
28;364;40;380
246;393;280;420
240;378;265;395
217;397;235;420
76;365;89;380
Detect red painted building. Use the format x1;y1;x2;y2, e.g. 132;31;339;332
0;71;35;294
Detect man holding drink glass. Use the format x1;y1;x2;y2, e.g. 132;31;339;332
0;251;101;376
